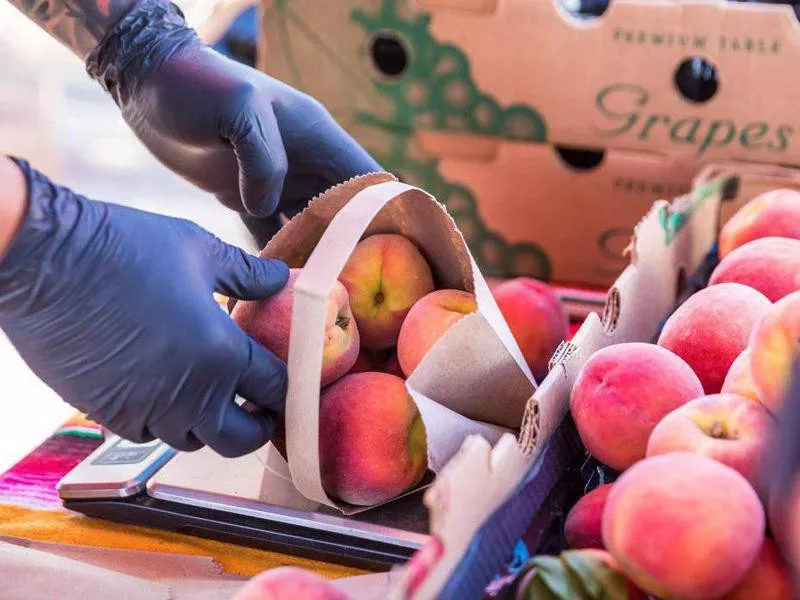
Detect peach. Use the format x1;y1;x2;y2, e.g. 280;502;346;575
492;277;569;381
564;484;613;550
719;188;800;258
723;539;795;600
657;283;771;394
722;349;762;403
397;289;477;377
339;234;434;349
232;567;349;600
570;343;704;471
232;268;359;386
749;290;800;416
319;373;427;505
603;453;765;600
646;393;774;498
710;237;800;302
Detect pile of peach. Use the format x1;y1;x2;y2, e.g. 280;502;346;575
565;188;800;599
232;233;568;507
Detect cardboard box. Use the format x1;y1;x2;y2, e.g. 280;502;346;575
257;0;800;286
418;133;701;286
260;0;800;166
325;161;800;598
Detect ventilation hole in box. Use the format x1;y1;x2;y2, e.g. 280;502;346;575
675;266;688;299
555;145;606;171
674;57;719;104
558;0;610;19
722;176;741;203
602;287;621;334
369;32;410;78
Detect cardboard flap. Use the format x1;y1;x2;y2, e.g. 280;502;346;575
407;312;533;428
522;176;725;452
406;252;536;430
400;433;529;600
410;390;512;472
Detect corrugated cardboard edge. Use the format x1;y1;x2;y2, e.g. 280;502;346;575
235;173;535;513
388;168;733;600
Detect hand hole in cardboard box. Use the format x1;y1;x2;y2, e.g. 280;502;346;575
369;31;410;78
554;145;606;171
674;56;720;104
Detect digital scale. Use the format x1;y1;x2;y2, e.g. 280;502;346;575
58;435;429;571
56;292;609;580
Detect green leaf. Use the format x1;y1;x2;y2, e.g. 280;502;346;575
562;551;631;600
514;551;635;600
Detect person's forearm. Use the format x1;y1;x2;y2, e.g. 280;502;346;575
0;157;27;259
6;0;140;59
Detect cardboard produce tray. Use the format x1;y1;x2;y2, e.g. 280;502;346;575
366;162;800;600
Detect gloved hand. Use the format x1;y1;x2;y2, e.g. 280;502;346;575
86;0;382;247
0;159;289;457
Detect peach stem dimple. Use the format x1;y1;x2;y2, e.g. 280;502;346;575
708;420;728;439
336;314;350;330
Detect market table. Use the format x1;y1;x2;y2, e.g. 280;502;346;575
0;412;366;583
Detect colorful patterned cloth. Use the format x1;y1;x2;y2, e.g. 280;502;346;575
0;413;364;578
0;414;103;511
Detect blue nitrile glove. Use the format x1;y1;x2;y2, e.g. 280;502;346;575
86;0;382;247
773;359;800;502
0;159;289;457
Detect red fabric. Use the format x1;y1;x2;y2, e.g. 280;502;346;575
0;419;103;511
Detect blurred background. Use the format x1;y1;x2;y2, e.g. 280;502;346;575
0;0;258;471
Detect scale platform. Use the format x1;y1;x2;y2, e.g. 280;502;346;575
58;436;429;571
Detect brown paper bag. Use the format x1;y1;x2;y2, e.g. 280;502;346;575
233;173;536;512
